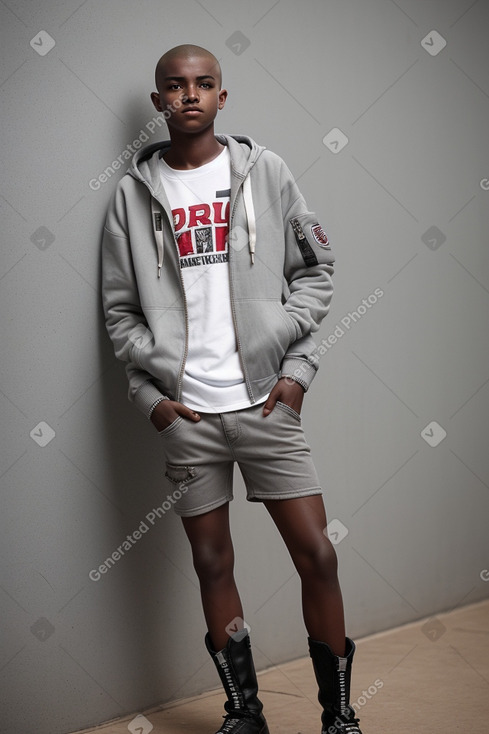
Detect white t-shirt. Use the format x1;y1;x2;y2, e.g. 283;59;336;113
159;147;253;413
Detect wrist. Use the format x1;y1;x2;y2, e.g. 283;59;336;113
281;375;308;392
147;395;169;420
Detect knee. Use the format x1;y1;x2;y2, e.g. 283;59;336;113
192;542;234;585
294;536;339;583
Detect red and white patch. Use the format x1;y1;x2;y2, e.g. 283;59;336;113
311;223;329;248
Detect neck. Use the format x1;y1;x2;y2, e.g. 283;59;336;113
164;127;224;169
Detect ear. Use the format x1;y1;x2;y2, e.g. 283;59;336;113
151;92;162;112
218;88;228;110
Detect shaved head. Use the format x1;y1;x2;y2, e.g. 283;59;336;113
150;43;227;144
155;44;222;89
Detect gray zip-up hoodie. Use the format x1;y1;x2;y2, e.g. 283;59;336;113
102;134;335;417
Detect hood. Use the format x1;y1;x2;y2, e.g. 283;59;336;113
127;135;266;276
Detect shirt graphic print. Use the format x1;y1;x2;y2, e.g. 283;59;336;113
173;195;230;268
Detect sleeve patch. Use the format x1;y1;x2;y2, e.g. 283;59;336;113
311;223;330;248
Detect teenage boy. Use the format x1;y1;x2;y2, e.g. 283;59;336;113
102;44;364;734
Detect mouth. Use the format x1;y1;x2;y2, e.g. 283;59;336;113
182;107;204;114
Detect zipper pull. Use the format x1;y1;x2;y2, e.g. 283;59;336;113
290;217;305;240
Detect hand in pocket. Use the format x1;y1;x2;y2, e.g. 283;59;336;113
150;399;201;432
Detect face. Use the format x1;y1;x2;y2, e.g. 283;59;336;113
151;54;227;135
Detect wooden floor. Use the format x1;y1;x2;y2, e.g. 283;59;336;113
75;599;489;734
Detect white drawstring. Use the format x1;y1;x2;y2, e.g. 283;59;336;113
242;175;256;265
151;198;164;277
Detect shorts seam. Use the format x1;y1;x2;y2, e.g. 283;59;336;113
247;486;322;502
174;494;233;517
219;413;240;457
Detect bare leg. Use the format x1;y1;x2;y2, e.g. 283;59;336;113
264;495;346;656
181;502;243;651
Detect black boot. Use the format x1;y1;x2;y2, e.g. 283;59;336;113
205;629;269;734
308;636;363;734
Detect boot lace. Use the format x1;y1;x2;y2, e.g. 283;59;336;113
218;710;260;734
343;722;362;734
322;714;363;734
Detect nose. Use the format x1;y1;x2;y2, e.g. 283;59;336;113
183;84;199;103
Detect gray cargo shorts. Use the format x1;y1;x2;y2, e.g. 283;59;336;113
158;401;323;517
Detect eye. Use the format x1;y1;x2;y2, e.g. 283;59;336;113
168;83;181;90
200;82;212;89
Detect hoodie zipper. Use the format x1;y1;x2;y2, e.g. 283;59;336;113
152;193;189;403
228;175;254;404
176;273;189;404
173;232;189;404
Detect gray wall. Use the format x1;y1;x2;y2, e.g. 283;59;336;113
1;1;489;732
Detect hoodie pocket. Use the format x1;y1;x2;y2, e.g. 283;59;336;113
128;325;155;368
276;302;300;342
236;300;299;377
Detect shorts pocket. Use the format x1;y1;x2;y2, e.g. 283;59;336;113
158;416;184;437
275;401;302;423
165;462;197;485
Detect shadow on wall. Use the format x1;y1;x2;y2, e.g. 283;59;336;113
92;176;199;722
